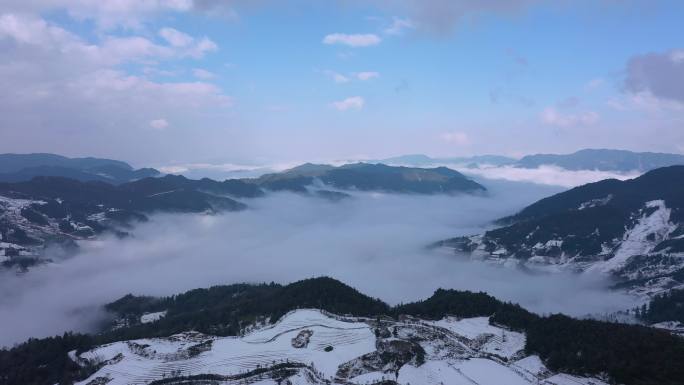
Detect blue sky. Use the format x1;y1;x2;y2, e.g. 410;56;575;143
1;1;683;166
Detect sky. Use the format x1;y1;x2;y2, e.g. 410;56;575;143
0;0;683;167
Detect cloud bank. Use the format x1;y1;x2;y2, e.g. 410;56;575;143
322;33;381;47
458;165;641;188
331;96;365;111
0;180;636;347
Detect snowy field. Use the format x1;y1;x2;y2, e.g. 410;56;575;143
75;309;608;385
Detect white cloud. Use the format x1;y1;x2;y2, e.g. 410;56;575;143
159;27;194;47
149;118;169;130
193;68;216;79
604;90;684;115
323;70;379;83
0;13;231;161
356;71;379;81
70;70;232;108
671;50;684;63
540;107;599;127
323;70;350;84
2;0;193;29
100;36;175;63
604;92;684;114
440;131;470;145
0;15;217;64
190;36;218;58
458;165;641;188
384;17;415;35
158;28;217;58
0;13;64;45
0;0;275;30
629;92;684;112
0;189;636;346
331;96;364;111
322;33;381;47
142;66;179;77
160;162;267;174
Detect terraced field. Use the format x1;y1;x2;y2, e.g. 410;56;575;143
75;310;608;385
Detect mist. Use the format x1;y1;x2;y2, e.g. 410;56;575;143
456;165;642;188
0;178;637;347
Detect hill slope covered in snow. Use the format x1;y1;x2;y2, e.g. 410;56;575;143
439;166;684;296
1;277;682;385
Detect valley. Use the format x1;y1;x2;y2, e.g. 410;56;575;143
3;2;683;383
1;153;684;385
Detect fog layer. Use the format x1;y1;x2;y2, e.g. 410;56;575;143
0;179;636;347
457;165;642;188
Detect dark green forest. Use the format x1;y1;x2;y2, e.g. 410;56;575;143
2;277;683;385
638;289;684;324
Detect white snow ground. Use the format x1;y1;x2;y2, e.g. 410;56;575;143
590;200;677;273
75;309;608;385
140;311;167;324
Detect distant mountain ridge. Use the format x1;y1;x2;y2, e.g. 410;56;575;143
0;153;160;184
0;162;485;270
0;175;252;270
0;153;132;173
377;154;517;167
377;149;684;173
515;149;684;172
251;162;486;194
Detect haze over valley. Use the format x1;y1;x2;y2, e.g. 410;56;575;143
2;1;684;385
3;174;637;346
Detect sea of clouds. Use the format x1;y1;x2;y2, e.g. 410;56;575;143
0;177;637;347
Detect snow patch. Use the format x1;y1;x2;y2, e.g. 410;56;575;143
578;195;613;210
140;311;167;324
590;200;677;273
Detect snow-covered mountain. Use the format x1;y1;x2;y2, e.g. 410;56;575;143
0;176;250;270
438;166;684;297
74;309;606;385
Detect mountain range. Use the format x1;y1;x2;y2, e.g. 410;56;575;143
0;176;256;270
0;153;160;184
515;149;684;172
377;154;517;167
251;162;486;195
3;153;684;385
6;149;684;186
380;149;684;173
0;161;484;270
